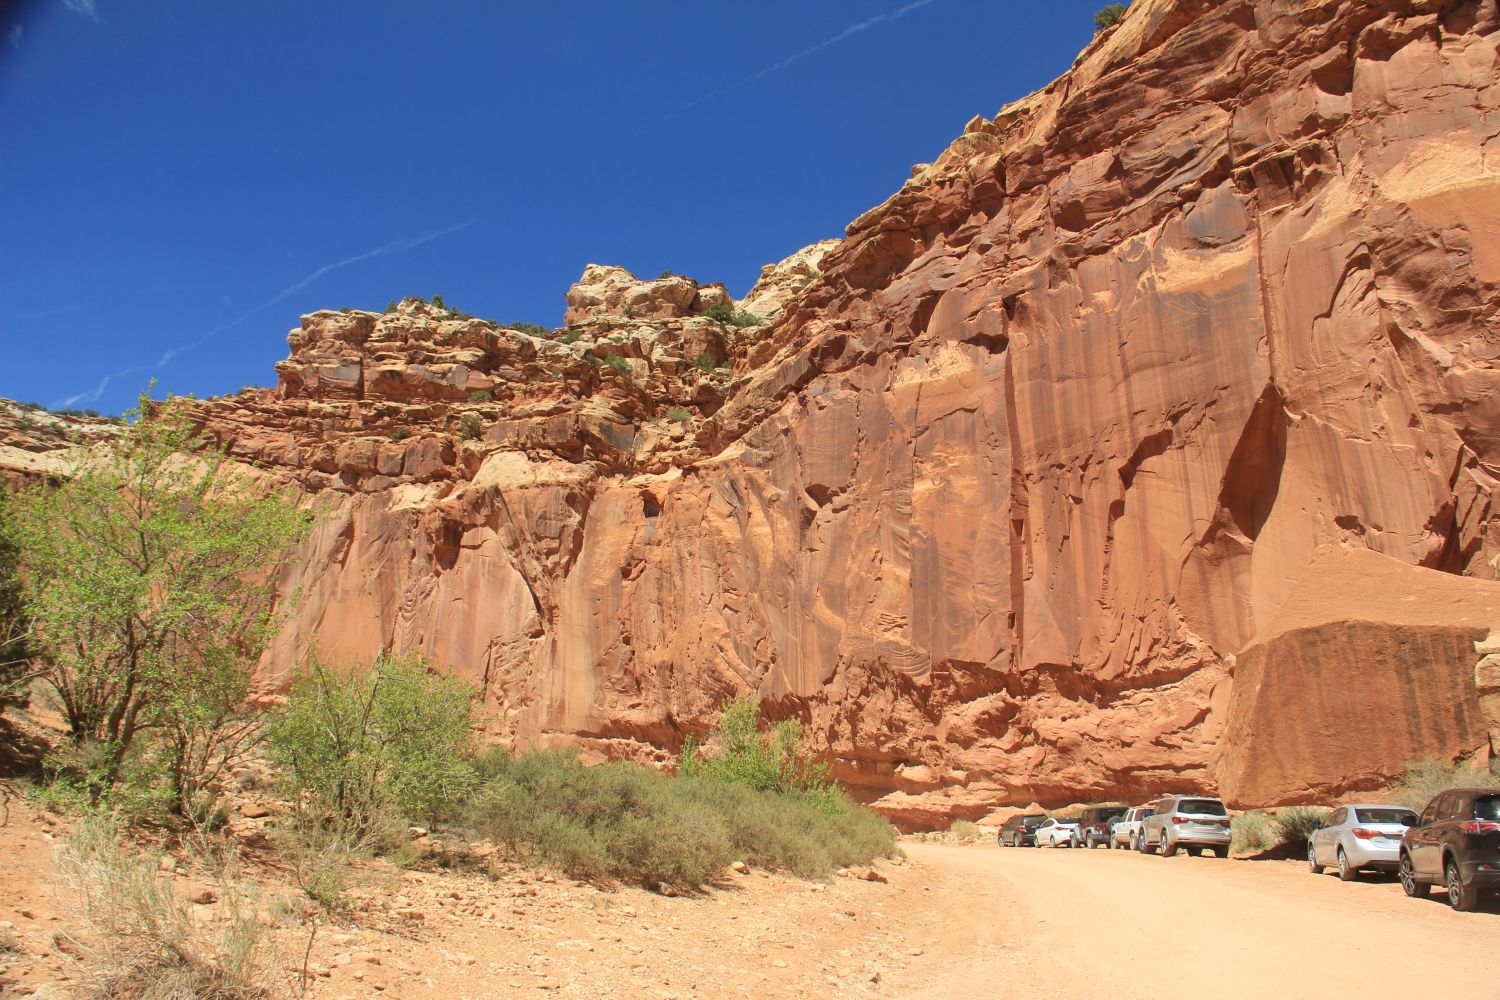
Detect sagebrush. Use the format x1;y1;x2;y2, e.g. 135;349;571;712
1389;758;1499;810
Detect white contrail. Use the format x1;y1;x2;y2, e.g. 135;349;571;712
52;219;476;408
675;0;943;115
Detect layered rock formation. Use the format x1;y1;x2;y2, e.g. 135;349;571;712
0;401;119;488
164;0;1500;824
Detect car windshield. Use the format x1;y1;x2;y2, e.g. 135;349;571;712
1474;796;1500;821
1178;799;1227;816
1355;808;1418;826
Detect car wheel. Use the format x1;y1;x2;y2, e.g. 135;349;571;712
1400;853;1428;899
1337;848;1358;882
1185;846;1202;858
1447;857;1480;912
1308;841;1324;875
1161;834;1178;857
1211;847;1228;859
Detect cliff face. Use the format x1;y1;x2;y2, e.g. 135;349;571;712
186;0;1500;825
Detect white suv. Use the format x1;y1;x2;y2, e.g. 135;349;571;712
1139;795;1231;858
1111;805;1154;850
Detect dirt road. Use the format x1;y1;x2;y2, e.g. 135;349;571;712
887;841;1500;1000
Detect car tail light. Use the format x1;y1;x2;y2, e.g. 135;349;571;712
1351;828;1378;840
1216;819;1230;827
1171;816;1185;824
1458;821;1500;834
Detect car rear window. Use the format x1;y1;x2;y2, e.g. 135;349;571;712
1355;808;1418;826
1474;796;1500;821
1177;799;1227;816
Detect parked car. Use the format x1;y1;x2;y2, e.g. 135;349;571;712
1075;805;1128;848
1139;794;1231;857
1308;804;1418;881
1111;805;1154;850
1399;787;1500;911
1035;817;1080;848
997;813;1048;847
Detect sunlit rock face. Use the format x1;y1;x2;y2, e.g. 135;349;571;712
182;0;1500;827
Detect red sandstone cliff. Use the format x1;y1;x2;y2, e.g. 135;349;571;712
90;0;1500;825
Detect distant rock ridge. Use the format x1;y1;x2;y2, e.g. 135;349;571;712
16;0;1500;826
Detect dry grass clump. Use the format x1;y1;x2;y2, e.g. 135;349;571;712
1270;806;1329;854
57;818;291;1000
1389;759;1499;811
1229;811;1274;854
948;820;980;841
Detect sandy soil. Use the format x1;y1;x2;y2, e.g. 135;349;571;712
2;803;1497;999
886;841;1500;1000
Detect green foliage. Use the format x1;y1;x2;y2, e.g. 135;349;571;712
468;389;494;403
1094;2;1127;31
678;698;835;807
666;407;693;424
384;299;397;314
657;270;680;280
703;302;735;323
389;427;410;442
1272;806;1330;853
508;322;552;339
1389;758;1500;810
3;392;311;809
464;748;896;889
458;412;484;440
731;310;760;328
693;351;721;374
556;331;582;345
265;653;478;830
0;495;30;707
1230;811;1274;855
602;355;632;374
430;294;446;309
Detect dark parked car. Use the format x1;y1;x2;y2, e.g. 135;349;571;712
1074;805;1128;848
1399;787;1500;911
998;814;1047;847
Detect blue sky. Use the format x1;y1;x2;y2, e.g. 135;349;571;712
0;0;1108;414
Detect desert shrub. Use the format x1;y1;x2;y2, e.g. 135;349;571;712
694;351;721;374
0;496;31;708
556;331;582;345
58;817;289;999
430;294;446;309
658;270;680;280
702;302;734;323
384;299;397;313
730;310;760;328
666;407;692;423
508;321;552;338
389;427;410;442
265;653;478;832
1272;806;1330;853
1389;758;1500;811
1094;2;1127;31
2;392;310;810
1230;811;1274;854
464;749;895;889
458;412;484;440
468;389;493;403
949;819;979;841
679;698;834;804
602;355;632;374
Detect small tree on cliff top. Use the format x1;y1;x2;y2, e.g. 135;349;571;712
1094;2;1128;32
2;390;312;810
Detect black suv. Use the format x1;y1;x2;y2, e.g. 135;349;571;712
1075;805;1128;848
1399;787;1500;911
998;814;1047;847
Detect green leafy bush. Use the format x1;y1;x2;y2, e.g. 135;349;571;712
468;389;493;403
458;412;484;440
265;653;478;831
693;352;720;374
389;427;410;442
1094;2;1127;31
430;294;446;309
731;310;760;328
602;355;632;374
556;331;581;345
666;407;692;423
679;698;833;804
508;322;552;338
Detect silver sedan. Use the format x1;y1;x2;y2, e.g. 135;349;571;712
1308;804;1419;881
